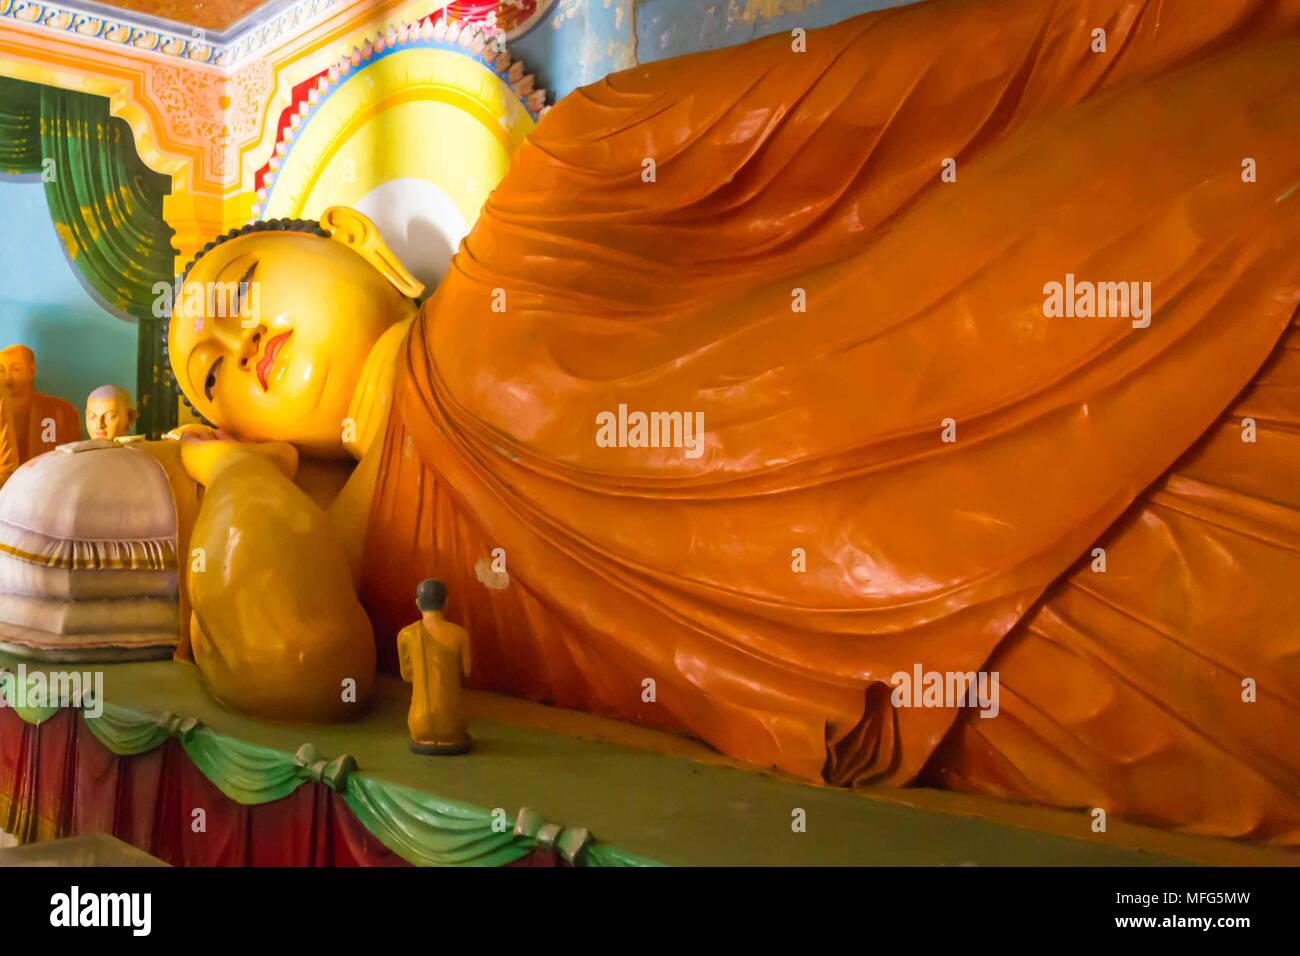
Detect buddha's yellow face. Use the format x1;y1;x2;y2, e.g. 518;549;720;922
86;394;135;440
169;217;418;457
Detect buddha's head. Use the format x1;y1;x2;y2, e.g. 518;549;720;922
168;207;423;457
85;385;137;440
0;345;36;401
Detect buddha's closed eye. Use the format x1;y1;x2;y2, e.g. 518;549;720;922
204;357;223;402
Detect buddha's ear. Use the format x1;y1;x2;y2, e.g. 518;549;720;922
319;206;425;299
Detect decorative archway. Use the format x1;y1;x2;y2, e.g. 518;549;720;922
254;16;545;289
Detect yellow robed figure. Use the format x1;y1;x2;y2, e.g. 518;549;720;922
397;579;472;755
164;0;1300;847
0;345;81;486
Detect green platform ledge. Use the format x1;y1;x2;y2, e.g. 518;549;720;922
0;670;657;868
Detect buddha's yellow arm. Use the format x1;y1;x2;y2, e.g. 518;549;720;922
179;437;377;720
159;310;409;717
328;316;411;584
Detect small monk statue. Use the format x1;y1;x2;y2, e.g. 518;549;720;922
85;385;138;442
0;344;81;461
396;579;471;755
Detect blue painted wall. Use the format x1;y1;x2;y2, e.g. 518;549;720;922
514;0;913;100
0;178;138;417
636;0;911;63
512;0;636;103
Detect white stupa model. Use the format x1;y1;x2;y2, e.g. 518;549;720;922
0;439;179;661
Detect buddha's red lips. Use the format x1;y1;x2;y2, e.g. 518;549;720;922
256;331;292;391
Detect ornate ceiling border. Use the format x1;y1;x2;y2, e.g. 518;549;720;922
0;0;553;71
0;0;285;68
226;0;353;68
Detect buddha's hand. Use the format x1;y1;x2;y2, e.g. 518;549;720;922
187;449;376;721
165;424;299;487
163;423;227;441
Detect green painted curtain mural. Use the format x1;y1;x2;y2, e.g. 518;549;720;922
0;76;177;438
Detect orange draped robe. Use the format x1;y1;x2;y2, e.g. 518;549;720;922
0;392;81;487
362;0;1300;845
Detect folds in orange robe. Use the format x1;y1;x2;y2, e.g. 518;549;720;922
362;0;1300;837
930;313;1300;847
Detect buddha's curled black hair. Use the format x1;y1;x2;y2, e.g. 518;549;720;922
177;217;329;288
163;218;329;422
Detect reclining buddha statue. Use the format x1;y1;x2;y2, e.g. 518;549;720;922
158;0;1300;846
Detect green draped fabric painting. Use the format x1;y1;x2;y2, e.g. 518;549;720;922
0;76;177;438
